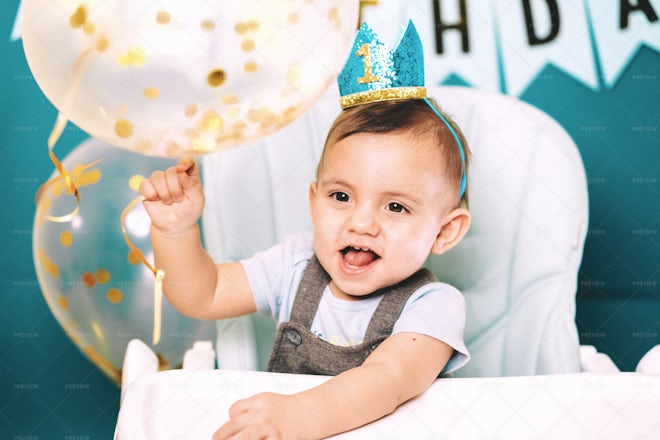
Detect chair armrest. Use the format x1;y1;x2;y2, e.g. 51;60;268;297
183;340;216;370
579;345;620;373
636;344;660;375
120;339;159;405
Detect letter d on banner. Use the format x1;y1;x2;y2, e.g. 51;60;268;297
495;0;597;95
522;0;560;45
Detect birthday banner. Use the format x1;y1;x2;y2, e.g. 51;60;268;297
362;0;659;95
11;0;659;96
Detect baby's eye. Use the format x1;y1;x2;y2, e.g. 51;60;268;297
332;192;350;203
387;202;407;213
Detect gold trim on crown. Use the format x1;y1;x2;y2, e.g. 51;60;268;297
340;86;427;109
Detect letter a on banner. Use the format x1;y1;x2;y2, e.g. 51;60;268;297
586;0;659;88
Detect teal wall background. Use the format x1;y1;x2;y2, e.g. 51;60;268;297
1;3;120;437
1;1;658;438
1;7;119;440
518;48;659;373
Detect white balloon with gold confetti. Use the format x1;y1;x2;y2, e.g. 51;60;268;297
32;137;216;383
22;0;359;157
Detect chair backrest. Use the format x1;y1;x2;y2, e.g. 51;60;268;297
201;86;588;377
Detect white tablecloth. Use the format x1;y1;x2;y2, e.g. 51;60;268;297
115;369;660;439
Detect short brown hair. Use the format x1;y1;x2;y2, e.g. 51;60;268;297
319;99;470;206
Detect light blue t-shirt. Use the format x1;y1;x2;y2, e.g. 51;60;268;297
241;235;470;374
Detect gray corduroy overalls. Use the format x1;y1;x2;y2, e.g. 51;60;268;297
267;255;438;375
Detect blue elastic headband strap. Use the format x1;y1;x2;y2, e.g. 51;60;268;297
423;98;467;200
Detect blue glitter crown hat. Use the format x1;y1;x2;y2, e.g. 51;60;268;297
338;21;426;108
337;21;467;198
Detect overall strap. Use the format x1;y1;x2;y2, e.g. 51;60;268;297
363;268;438;341
288;255;330;328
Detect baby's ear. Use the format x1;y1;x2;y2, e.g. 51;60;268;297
430;208;471;255
308;182;318;218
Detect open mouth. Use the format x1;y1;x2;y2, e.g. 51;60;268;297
340;246;381;268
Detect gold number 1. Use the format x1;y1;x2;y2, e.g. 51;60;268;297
356;43;379;84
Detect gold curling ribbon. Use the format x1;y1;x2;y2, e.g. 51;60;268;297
38;39;101;220
37;43;98;221
35;157;103;208
121;195;165;345
34;113;86;223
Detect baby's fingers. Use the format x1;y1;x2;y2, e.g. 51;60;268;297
141;169;176;204
175;157;197;175
139;175;159;201
165;166;185;202
176;157;200;190
228;397;252;417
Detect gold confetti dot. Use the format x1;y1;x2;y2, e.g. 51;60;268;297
69;4;88;29
156;10;171;25
82;272;95;287
115;119;133;138
96;269;110;284
143;87;160;99
106;288;123;304
38;249;59;278
83;21;95;35
216;124;245;143
256;108;276;125
234;22;248;35
117;54;130;67
201;20;215;30
128;174;144;191
117;46;146;67
283;105;300;122
95;36;109;52
60;230;73;248
185;104;198;117
288;12;300;24
127;250;141;265
221;93;239;105
241;39;255;52
200;109;223;132
207;69;226;87
247;20;259;31
244;61;257;73
191;137;214;152
75;168;101;188
57;295;69;309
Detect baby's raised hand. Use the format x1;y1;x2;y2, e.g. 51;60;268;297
139;157;204;234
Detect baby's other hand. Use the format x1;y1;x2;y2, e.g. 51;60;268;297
213;392;307;440
139;157;204;234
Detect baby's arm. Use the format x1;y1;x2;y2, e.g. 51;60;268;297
213;332;453;439
140;158;255;320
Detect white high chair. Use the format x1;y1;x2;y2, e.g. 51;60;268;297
115;87;660;438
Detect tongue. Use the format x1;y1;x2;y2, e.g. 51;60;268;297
344;249;377;267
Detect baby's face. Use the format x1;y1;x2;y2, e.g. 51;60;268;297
309;130;455;300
